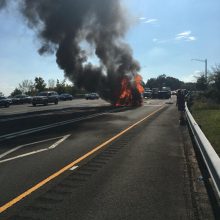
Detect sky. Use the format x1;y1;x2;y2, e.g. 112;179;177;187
0;0;220;96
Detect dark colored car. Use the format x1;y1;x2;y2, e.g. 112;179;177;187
85;93;99;100
158;87;171;99
10;96;20;104
0;96;11;108
32;91;59;106
12;94;33;104
151;88;159;99
143;89;152;98
59;93;73;101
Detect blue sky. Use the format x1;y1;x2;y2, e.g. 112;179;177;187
0;0;220;95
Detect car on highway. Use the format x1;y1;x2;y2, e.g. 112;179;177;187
158;87;171;99
59;93;73;101
11;94;33;104
171;90;177;95
85;93;99;100
143;89;152;99
151;88;159;99
0;96;11;108
10;96;21;104
32;91;59;106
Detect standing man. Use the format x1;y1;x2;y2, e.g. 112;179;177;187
176;89;186;125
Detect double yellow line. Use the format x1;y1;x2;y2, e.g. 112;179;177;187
0;105;165;213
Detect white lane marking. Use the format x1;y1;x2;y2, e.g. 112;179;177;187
69;166;78;171
0;149;48;163
48;134;71;149
0;109;123;141
0;135;68;159
0;134;70;164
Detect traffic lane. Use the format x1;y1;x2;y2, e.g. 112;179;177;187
0;104;165;211
0;99;110;117
0;106;141;155
0;100;167;163
2;103;194;219
0;105;116;136
0;99;167;139
0;104;166;215
42;103;192;220
0;97;168;120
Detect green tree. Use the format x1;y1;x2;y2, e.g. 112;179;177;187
182;82;196;91
0;91;4;96
146;75;183;90
56;79;66;94
34;77;46;92
11;88;22;97
212;65;220;92
196;75;207;91
157;74;167;88
207;65;220;102
165;76;184;90
64;84;77;95
146;78;158;89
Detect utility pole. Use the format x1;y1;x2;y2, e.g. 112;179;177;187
191;58;208;82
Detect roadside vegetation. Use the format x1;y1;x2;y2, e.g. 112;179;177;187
8;77;86;98
3;74;197;98
190;64;220;156
191;100;220;156
145;74;196;91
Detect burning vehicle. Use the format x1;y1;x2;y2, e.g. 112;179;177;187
115;74;144;106
1;0;144;106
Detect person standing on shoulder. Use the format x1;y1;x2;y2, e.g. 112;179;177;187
176;89;186;125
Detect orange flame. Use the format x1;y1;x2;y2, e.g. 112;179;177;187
115;74;144;106
135;74;145;94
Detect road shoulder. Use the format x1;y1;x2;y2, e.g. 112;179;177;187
181;124;215;219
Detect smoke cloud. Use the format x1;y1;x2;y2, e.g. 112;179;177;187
1;0;140;104
0;0;7;8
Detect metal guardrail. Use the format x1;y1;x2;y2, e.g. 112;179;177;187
185;104;220;198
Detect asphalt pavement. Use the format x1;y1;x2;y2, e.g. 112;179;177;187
0;99;110;117
0;98;214;219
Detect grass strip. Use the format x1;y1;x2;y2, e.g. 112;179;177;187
191;101;220;156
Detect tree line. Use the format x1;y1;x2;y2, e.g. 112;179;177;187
8;77;86;97
1;65;219;103
196;64;220;103
144;64;220;104
145;74;196;91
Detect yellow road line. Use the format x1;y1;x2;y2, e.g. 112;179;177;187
0;105;165;213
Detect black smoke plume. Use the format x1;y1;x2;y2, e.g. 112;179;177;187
0;0;7;8
1;0;140;104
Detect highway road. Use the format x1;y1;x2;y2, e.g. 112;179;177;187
0;97;214;219
0;99;110;117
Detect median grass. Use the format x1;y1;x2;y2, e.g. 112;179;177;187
191;101;220;156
